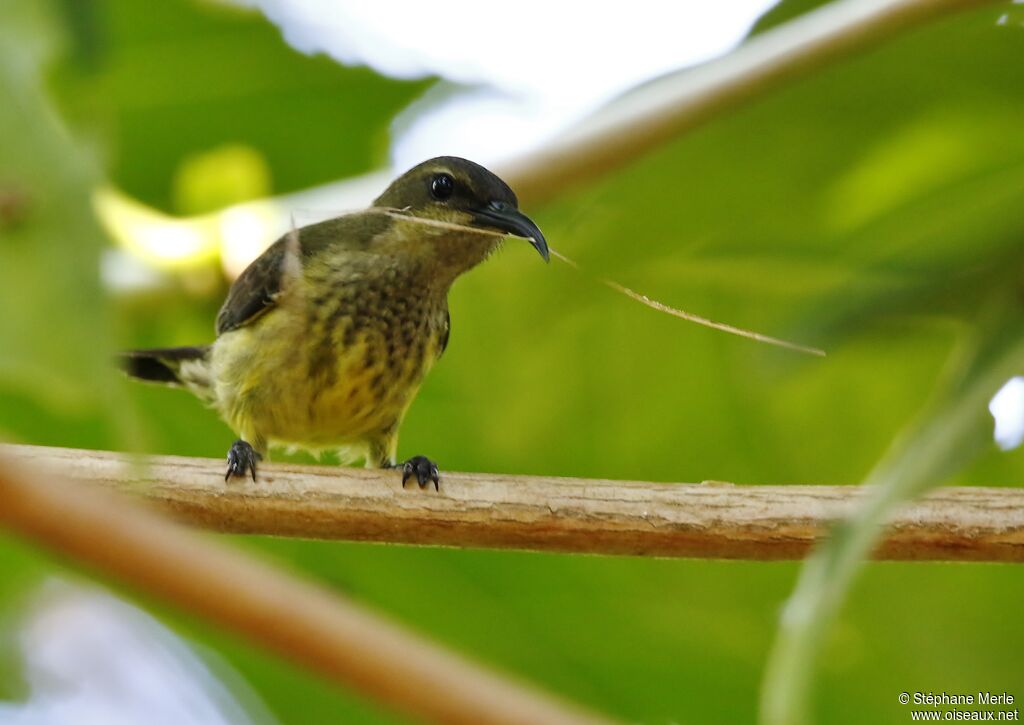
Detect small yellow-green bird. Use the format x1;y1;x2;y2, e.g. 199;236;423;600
122;157;548;489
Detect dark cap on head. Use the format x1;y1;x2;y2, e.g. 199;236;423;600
374;156;548;261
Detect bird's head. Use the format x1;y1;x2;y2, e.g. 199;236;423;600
373;157;549;271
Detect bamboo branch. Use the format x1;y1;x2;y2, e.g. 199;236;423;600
0;446;613;725
6;444;1024;563
499;0;994;205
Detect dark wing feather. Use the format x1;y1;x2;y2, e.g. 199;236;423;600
216;239;286;334
215;213;391;335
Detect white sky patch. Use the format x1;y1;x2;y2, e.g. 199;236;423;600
234;0;778;169
990;377;1024;451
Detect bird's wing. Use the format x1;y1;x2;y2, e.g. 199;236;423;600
215;213;389;335
215;237;287;334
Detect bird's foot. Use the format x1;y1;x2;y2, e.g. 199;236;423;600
225;440;261;482
391;455;440;491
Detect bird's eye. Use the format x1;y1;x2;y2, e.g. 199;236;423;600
430;173;455;201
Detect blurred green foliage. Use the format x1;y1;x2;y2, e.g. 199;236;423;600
2;0;1024;723
766;299;1024;724
173;143;272;215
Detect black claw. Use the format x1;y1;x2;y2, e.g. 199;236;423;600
225;440;261;482
398;455;440;491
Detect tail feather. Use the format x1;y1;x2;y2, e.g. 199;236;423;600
119;346;214;402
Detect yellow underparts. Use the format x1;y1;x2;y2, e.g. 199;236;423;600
210;303;439;466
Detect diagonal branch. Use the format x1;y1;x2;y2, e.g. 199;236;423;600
96;0;999;261
0;446;614;725
6;444;1024;563
498;0;995;203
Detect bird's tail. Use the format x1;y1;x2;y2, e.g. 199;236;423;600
119;345;216;403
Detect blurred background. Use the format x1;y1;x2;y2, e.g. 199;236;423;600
2;0;1024;722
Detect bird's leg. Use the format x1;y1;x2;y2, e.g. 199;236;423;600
225;439;263;482
369;433;440;491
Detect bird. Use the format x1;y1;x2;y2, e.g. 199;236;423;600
121;156;548;490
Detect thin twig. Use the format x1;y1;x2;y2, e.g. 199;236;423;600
6;445;1024;563
550;251;825;356
0;447;614;725
372;210;825;355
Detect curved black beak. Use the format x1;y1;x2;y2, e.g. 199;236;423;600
472;200;549;262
